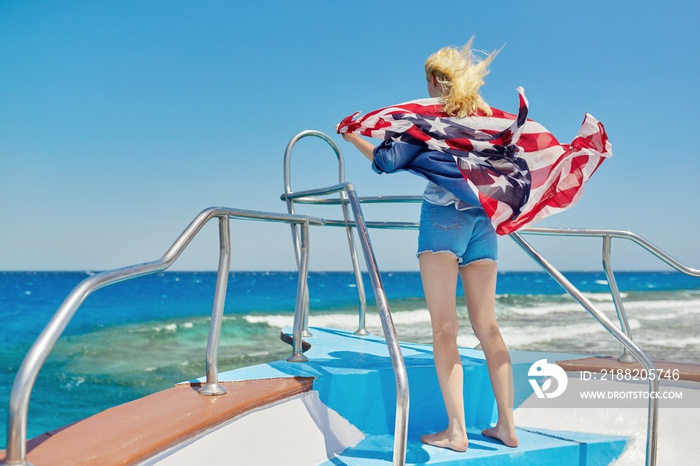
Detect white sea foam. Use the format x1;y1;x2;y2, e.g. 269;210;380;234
586;291;630;301
244;314;295;328
456;334;480;348
624;299;700;312
635;308;697;321
243;309;433;331
63;376;86;389
500;322;605;347
627;318;642;330
504;296;700;319
644;337;700;348
497;318;643;349
241;294;697;357
496;292;623;303
153;323;178;332
505;300;618;316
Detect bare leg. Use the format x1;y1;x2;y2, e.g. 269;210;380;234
460;260;518;447
419;252;469;452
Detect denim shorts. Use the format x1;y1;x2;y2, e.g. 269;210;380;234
417;201;498;266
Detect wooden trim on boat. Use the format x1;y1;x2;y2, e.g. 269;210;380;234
0;376;314;466
557;357;700;382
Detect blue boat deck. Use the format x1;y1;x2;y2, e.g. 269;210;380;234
209;327;628;465
322;428;626;465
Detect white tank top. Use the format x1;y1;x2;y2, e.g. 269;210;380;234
423;182;478;211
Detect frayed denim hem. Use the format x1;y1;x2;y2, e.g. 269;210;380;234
416;249;461;261
417;250;498;266
458;257;498;268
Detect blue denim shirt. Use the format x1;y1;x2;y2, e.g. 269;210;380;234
372;140;481;210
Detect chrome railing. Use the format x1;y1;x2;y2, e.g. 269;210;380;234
283;130;369;337
282;131;410;465
3;207;323;466
518;227;700;361
510;228;699;466
282;182;411;465
511;232;660;465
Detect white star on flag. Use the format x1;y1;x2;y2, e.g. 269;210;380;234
425;137;450;152
456;155;481;170
427;117;450;135
489;172;511;192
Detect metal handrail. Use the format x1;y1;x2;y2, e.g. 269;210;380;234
284;181;410;466
518;227;700;276
509;232;661;466
517;228;700;361
512;227;700;466
283;130;369;336
285;194;424;205
282;130;411;465
3;207;322;466
346;183;410;466
280;191;424;230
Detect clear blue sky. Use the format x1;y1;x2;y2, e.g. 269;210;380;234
1;1;698;272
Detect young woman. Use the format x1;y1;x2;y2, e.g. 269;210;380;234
340;40;519;452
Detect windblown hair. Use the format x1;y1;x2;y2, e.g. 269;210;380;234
424;38;498;117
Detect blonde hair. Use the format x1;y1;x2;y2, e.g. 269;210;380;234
424;38;498;117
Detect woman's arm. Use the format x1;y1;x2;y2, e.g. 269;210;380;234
339;129;423;173
341;133;376;161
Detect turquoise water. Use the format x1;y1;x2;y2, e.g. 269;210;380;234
1;270;698;448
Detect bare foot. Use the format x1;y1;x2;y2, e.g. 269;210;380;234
421;429;469;452
481;424;519;447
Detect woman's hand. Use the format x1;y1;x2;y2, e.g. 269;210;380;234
336;124;375;161
341;132;360;143
340;133;375;161
336;124;356;141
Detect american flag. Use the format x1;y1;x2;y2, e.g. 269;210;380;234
337;87;611;235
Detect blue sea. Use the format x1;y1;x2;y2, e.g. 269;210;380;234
1;270;699;448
